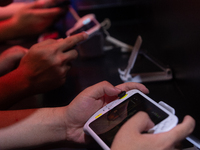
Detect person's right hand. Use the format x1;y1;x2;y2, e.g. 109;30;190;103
17;32;88;94
111;111;195;150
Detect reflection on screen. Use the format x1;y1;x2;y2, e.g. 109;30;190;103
70;20;96;36
89;93;169;147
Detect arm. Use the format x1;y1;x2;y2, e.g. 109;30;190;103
0;1;63;42
0;108;66;149
0;32;88;109
0;81;149;149
111;112;195;150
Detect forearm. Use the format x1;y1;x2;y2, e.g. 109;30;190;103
0;67;33;109
0;107;66;149
0;18;20;42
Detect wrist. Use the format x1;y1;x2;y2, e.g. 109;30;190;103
38;107;67;142
0;108;67;149
62;105;86;144
8;16;22;39
0;67;32;109
0;18;19;42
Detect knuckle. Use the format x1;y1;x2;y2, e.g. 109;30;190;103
46;38;55;42
101;80;110;85
63;50;78;62
138;111;149;118
70;50;78;59
73;50;78;57
66;38;74;46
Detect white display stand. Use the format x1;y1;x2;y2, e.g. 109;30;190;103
117;36;173;83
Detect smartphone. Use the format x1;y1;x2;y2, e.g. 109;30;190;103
66;14;101;36
83;89;178;150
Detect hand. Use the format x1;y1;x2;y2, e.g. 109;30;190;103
17;32;88;94
9;1;63;37
111;112;195;150
0;81;147;150
0;46;28;76
64;81;149;144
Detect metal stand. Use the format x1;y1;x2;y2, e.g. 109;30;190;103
66;10;172;83
118;36;173;83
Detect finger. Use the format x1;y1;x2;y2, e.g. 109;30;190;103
59;65;71;78
116;82;149;94
61;49;78;65
58;32;88;52
57;38;64;42
26;2;62;16
29;8;62;20
122;111;155;133
36;38;57;46
164;115;195;144
83;81;122;100
30;0;62;9
26;1;49;9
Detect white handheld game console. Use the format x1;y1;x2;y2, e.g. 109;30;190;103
83;89;178;150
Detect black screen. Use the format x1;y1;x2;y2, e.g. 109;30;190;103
89;93;169;147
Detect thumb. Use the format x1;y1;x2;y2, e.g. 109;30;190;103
164;115;195;144
127;111;154;133
111;111;154;150
118;111;154;135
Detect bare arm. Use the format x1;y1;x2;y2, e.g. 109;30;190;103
0;108;67;149
0;81;149;149
0;66;33;109
0;80;194;150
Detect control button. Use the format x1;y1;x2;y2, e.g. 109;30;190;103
118;91;127;99
95;113;102;119
106;101;114;110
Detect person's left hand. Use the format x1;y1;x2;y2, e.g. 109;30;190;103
9;1;63;37
0;46;28;76
63;81;149;144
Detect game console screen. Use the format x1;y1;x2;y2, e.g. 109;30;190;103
89;93;169;147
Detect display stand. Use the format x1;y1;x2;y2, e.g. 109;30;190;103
67;7;173;83
117;36;173;83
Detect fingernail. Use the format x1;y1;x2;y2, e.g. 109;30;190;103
115;87;122;93
82;31;89;39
